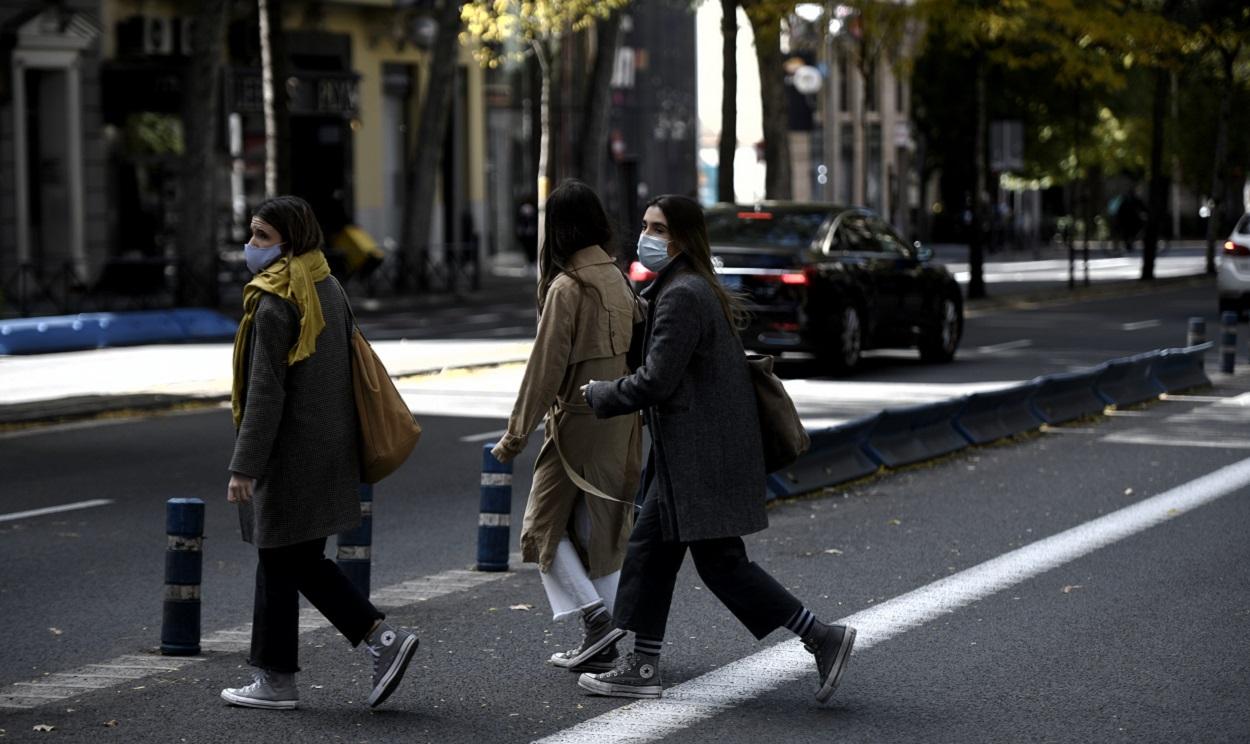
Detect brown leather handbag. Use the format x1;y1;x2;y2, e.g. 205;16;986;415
746;353;810;473
350;328;422;483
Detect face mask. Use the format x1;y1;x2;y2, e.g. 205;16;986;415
244;243;284;274
637;233;672;272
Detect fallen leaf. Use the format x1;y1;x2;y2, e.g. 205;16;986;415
48;628;62;636
1124;488;1134;496
32;725;55;733
886;519;902;526
1062;585;1083;594
104;720;119;728
823;548;843;555
509;604;534;611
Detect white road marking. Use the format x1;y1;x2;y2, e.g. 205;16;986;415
975;339;1033;354
460;428;508;443
1103;434;1250;449
536;455;1250;744
0;499;113;524
1121;319;1162;331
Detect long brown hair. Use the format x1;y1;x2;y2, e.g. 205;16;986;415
537;179;613;315
647;195;748;330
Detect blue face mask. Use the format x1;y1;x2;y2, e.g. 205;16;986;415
244;243;284;274
637;233;672;272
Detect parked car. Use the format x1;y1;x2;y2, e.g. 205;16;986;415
630;203;963;371
1218;213;1250;318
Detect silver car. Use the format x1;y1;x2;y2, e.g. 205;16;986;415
1219;213;1250;318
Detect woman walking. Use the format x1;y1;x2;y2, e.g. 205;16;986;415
221;196;417;710
492;180;643;674
579;195;856;702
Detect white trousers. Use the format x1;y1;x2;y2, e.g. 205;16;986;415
539;497;620;621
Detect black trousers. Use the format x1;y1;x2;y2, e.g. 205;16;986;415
249;537;384;673
613;494;803;641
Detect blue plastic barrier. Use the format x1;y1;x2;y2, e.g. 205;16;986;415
1094;351;1165;407
1151;343;1213;393
863;398;969;468
161;498;204;656
477;445;512;572
336;484;373;597
1028;368;1106;424
766;414;881;499
953;382;1044;445
0;309;237;355
1221;311;1238;374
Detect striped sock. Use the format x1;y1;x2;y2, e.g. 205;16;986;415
634;634;663;657
583;603;610;628
785;608;816;640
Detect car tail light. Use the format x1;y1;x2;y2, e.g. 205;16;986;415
770;322;800;332
779;271;808;285
629;261;657;282
736;211;774;220
1224;240;1250;256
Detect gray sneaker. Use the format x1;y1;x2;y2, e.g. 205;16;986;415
220;670;299;710
365;622;418;708
549;624;626;669
806;622;856;703
567;642;620;673
577;652;663;699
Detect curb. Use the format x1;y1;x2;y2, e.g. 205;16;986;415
963;273;1212;317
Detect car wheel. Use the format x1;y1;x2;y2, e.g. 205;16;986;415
919;295;962;363
822;304;863;372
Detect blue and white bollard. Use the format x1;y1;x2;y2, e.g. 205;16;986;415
1187;317;1206;348
161;498;204;656
477;444;512;572
337;484;373;597
1221;311;1237;374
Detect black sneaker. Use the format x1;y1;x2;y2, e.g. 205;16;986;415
365;622;419;708
568;642;620;673
549;623;626;669
577;652;662;699
806;623;856;703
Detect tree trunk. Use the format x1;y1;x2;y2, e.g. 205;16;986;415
1142;66;1167;282
967;55;987;299
400;0;463;289
176;0;229;307
577;9;625;197
718;0;738;203
534;40;554;258
258;0;289;197
1205;49;1235;276
743;4;791;199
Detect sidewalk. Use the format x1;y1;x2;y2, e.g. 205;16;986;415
0;251;1216;428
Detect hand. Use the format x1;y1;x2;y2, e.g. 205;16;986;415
580;379;597;398
227;472;255;503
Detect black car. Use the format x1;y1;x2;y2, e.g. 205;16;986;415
630;203;963;371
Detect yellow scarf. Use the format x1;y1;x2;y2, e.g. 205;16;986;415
231;250;332;428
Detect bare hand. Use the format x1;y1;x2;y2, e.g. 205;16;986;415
227;473;255;503
581;379;597;398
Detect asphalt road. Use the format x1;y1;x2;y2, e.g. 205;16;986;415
2;279;1248;742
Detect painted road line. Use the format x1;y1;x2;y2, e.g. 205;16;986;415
460;429;508;443
0;555;530;710
535;455;1250;744
0;499;113;524
1121;319;1162;331
975;339;1033;354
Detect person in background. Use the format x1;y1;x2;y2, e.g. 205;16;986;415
579;194;856;703
492;179;644;676
221;195;417;710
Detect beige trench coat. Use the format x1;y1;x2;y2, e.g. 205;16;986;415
491;246;643;578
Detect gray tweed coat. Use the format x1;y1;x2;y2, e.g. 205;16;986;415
229;279;361;549
586;256;768;543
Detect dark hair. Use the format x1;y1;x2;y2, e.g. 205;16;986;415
646;194;748;329
537;179;614;314
253;195;324;256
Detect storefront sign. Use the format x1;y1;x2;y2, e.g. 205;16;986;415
228;69;361;117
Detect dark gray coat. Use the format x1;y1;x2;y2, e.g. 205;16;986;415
586;257;768;542
229;280;361;549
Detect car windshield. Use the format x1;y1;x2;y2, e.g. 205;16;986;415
705;210;828;250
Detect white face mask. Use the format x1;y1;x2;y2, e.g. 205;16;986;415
244;243;284;274
637;233;672;272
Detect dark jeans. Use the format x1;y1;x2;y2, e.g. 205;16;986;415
614;495;803;641
249;537;384;673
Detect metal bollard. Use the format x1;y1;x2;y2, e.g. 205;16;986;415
161;498;204;656
1187;317;1206;348
1221;311;1237;374
477;444;512;572
336;484;373;597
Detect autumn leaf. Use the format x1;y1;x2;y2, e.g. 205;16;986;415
32;725;56;733
509;604;534;611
